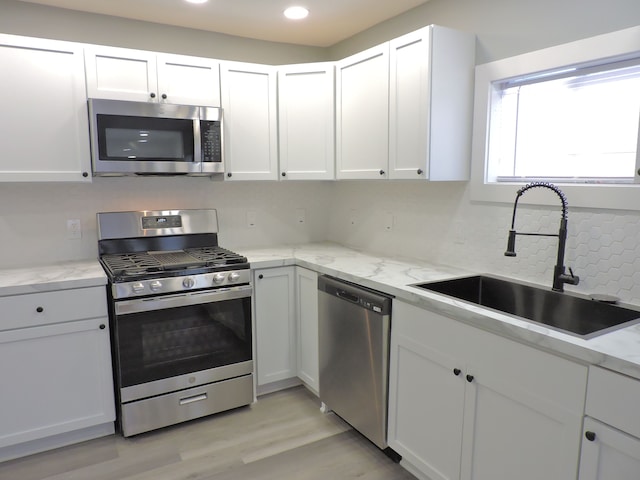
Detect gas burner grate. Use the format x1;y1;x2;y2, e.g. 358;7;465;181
101;252;163;276
148;250;203;268
185;246;248;265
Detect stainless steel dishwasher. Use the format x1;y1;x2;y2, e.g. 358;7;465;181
318;275;398;458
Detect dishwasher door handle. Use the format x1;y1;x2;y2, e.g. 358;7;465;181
336;289;360;303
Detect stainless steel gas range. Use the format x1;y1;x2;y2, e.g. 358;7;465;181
97;209;253;437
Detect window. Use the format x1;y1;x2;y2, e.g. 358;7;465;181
471;26;640;211
488;61;640;183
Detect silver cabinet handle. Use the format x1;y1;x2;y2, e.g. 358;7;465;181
179;393;207;406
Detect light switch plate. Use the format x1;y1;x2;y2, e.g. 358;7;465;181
66;219;82;239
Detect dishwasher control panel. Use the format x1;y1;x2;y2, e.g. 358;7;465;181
318;275;392;315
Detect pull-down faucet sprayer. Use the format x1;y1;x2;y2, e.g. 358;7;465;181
505;182;579;292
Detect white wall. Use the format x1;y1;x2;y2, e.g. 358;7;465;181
0;179;332;269
329;0;640;64
0;0;327;64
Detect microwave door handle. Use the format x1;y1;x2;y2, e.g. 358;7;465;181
193;117;202;169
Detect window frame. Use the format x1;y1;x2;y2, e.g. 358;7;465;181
471;26;640;211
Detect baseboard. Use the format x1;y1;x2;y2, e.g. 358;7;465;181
0;422;115;463
256;377;302;396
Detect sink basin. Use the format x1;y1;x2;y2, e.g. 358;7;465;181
412;275;640;338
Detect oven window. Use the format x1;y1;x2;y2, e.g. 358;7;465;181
115;296;251;388
97;114;194;162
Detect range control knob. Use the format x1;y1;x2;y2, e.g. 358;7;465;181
183;277;195;289
228;272;241;282
150;280;162;292
132;282;145;293
213;273;226;284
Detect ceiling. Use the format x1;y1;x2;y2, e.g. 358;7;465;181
18;0;431;47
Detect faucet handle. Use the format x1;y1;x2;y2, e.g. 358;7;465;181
504;230;517;257
561;267;580;286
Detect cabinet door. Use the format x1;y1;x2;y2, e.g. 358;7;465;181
388;301;466;480
460;326;587;480
0;34;91;182
220;62;278;180
389;27;431;180
0;318;115;448
295;267;319;393
579;417;640;480
156;53;220;107
336;43;389;179
278;63;335;180
85;45;158;102
427;26;475;181
389;25;475;181
254;267;296;386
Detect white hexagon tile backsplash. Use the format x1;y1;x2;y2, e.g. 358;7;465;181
441;207;640;305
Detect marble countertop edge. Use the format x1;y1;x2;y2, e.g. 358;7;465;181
2;243;638;380
242;242;640;381
0;260;107;297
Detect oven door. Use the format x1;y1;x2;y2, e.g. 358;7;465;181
112;285;252;403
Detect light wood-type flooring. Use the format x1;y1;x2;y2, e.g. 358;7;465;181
0;386;416;480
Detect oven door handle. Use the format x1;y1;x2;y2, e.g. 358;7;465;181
115;284;252;315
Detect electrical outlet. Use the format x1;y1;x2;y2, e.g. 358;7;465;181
383;212;394;232
295;208;306;225
66;219;82;239
247;210;257;228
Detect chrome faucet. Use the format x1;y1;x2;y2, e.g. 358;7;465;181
504;182;579;292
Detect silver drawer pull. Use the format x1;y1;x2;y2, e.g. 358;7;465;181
179;393;207;406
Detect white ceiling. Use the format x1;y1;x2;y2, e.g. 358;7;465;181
18;0;431;47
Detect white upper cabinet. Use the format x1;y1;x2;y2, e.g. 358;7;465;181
0;34;91;182
336;25;475;181
336;43;390;179
389;25;475;180
221;62;278;181
85;45;220;106
278;63;335;180
156;53;220;106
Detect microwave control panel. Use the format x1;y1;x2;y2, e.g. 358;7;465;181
201;121;222;163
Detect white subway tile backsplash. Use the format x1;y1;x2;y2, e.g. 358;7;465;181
1;178;638;305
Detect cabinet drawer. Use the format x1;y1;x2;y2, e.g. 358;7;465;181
586;366;640;438
0;286;107;331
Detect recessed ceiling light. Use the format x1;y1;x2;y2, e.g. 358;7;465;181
185;0;208;4
284;6;309;20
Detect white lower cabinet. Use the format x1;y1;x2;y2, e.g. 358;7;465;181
388;301;587;480
295;267;319;394
0;287;115;459
254;267;297;389
579;366;640;479
579;418;640;480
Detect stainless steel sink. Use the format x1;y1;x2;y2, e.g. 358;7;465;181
412;275;640;338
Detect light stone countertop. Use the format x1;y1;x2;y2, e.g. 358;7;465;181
0;260;106;297
1;243;638;381
241;242;640;381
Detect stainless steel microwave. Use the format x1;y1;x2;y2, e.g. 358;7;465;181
88;99;223;176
